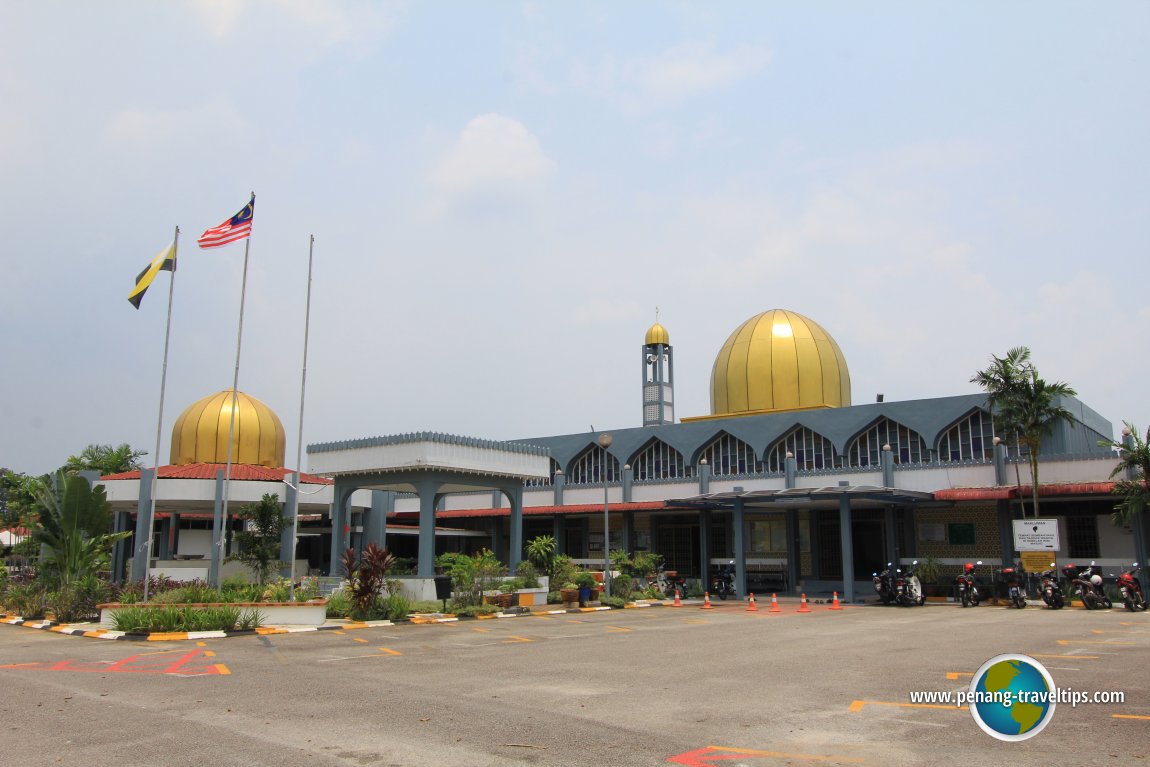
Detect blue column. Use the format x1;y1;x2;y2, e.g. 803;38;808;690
364;490;390;551
622;510;635;553
508;485;524;571
884;505;897;573
157;517;171;560
132;468;155;583
699;508;712;586
994;440;1008;485
416;480;438;577
111;510;131;585
839;483;855;603
881;448;894;488
553;515;567;556
733;499;746;600
554;471;565;505
785;509;799;595
785;454;796;489
622;468;633;503
699;461;711;493
491;517;505;560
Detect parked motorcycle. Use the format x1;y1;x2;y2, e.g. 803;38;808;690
656;566;689;599
1117;563;1148;612
1066;562;1112;610
710;561;736;600
873;564;895;605
895;560;926;607
999;566;1027;609
955;561;983;607
1038;564;1065;609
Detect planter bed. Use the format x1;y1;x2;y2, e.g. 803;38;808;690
97;599;329;628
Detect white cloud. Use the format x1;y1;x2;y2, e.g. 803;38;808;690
429;114;555;194
573;40;771;112
103;103;250;149
188;0;394;52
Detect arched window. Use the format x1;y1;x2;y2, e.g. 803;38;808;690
766;427;839;471
568;445;621;485
631;440;687;481
698;432;763;476
936;410;996;462
847;418;927;466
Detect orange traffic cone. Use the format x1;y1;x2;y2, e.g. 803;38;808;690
746;593;758;612
769;593;781;613
673;589;682;607
829;591;842;610
798;593;811;613
701;592;714;610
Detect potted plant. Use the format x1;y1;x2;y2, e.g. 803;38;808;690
916;556;944;598
575;571;597;606
560;582;580;607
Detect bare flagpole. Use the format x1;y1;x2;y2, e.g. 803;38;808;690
142;225;180;602
288;234;315;601
213;194;255;587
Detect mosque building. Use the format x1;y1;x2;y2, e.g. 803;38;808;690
102;308;1141;601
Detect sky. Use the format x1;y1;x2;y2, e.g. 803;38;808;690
1;1;1148;476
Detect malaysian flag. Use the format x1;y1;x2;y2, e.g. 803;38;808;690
198;195;255;248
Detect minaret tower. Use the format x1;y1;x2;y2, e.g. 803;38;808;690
642;310;674;426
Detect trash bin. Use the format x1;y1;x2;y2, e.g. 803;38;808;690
434;575;452;611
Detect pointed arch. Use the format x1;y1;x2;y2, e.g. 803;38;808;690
629;438;688;481
568;444;621;485
766;426;840;471
697;431;764;477
935;408;997;463
846;417;928;466
525;458;561;487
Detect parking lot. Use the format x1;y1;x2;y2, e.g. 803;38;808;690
1;601;1147;766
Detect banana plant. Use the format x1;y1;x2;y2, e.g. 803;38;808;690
32;471;130;587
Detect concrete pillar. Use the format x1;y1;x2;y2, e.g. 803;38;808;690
553;470;565;505
733;499;746;600
785;454;797;489
131;468;155;584
507;485;524;571
622;510;635;553
994;440;1008;485
884;505;897;572
839;482;855;603
111;510;131;585
699;508;712;586
210;470;225;586
156;516;171;560
785;509;799;595
699;460;711;494
491;517;505;561
363;490;391;551
622;467;633;503
553;515;567;555
881;448;894;488
280;476;299;579
416;480;438;577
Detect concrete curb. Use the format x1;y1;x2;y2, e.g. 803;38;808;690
0;615;393;641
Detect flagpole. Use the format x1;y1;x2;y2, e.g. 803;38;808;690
288;235;315;601
214;197;254;587
142;226;179;602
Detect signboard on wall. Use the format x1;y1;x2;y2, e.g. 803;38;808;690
1013;519;1061;551
1019;551;1056;573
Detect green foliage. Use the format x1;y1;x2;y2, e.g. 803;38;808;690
294;576;320;601
525;535;558;581
33;471;130;587
62;443;146;477
551;555;579;590
380;593;413;621
408;600;445;614
261;578;292;602
4;582;49;618
325;590;353;618
917;556;943;585
46;574;111;622
150;582;225;604
227;493;287;586
971;346;1077;517
610;573;635;600
449;602;499;617
1101;423;1150;526
109;604;264;633
0;469;44;529
686;581;704;598
574;571;597;589
546;590;561;604
441;549;503;607
600;595;626;609
514;560;540;588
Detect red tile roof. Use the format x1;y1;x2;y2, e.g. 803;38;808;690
934;482;1116;501
101;463;332;485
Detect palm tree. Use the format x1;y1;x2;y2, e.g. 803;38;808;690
63;443;147;477
971;347;1077;517
1100;423;1150;527
32;471;130;587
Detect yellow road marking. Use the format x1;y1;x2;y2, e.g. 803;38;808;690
946;672;972;680
332;631;346;635
472;627;492;633
214;664;231;675
697;746;864;763
1057;640;1136;646
1031;654;1099;660
377;648;401;656
849;700;965;713
502;636;532;644
685;619;709;624
196;642;207;647
1112;714;1150;721
353;637;368;643
607;626;632;633
1092;630;1105;635
203;651;215;658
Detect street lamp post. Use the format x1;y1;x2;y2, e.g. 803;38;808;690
598;432;613;598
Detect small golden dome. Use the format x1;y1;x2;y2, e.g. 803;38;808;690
170;390;286;468
710;309;850;416
645;322;670;346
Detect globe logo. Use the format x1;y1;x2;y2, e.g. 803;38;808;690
968;653;1057;741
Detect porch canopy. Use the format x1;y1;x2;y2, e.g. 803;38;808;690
666;485;943;602
307;432;552;575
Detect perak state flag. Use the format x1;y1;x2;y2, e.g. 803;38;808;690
198;195;255;248
127;240;176;309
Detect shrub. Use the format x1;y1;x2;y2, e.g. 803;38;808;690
109;604;261;633
151;582;225;605
342;544;396;617
514;560;540;588
47;574;110;622
261;578;292;603
408;600;444;614
574;571;597;589
4;582;48;619
325;590;353;618
547;590;561;604
611;574;635;601
600;595;626;609
380;594;412;621
450;602;499;618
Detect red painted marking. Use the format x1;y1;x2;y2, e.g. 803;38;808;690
0;650;226;676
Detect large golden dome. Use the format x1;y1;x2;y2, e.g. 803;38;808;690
170;390;286;467
710;309;851;416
